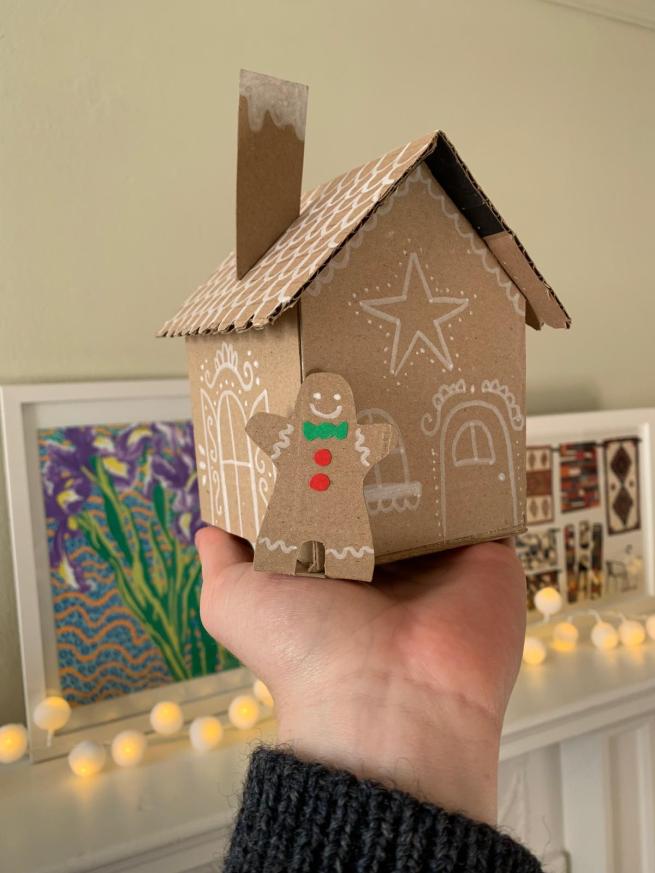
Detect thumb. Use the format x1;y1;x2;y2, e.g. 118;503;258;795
195;525;252;575
196;526;338;684
196;526;284;673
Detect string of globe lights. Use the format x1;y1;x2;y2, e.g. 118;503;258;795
522;585;655;666
0;678;273;774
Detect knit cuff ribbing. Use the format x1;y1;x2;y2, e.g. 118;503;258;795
223;746;543;873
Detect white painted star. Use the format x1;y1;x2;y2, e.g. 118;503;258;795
360;253;469;376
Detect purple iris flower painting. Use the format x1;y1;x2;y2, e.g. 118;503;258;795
39;420;238;706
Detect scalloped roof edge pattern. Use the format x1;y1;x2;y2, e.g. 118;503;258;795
158;131;570;338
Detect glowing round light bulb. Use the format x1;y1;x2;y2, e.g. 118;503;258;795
33;696;71;733
533;586;563;618
189;716;224;752
228;695;260;730
253;679;274;709
149;701;184;736
646;614;655;641
552;621;579;652
522;636;547;666
591;621;619;651
0;723;29;764
619;619;646;648
627;556;643;577
68;740;106;777
111;730;147;767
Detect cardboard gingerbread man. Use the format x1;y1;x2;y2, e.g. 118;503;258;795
246;372;397;581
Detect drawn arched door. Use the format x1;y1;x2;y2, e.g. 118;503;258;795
216;391;264;540
439;401;518;542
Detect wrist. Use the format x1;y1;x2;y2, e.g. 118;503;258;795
275;675;501;824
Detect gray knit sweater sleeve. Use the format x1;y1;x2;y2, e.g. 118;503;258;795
223;748;543;872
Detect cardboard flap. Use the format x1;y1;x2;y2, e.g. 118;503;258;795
483;231;569;329
425;134;570;330
246;372;397;582
236;70;308;279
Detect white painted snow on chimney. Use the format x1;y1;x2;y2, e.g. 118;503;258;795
239;70;307;140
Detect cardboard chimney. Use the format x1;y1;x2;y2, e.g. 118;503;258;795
159;70;570;579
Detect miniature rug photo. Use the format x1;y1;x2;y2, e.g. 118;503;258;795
519;429;646;612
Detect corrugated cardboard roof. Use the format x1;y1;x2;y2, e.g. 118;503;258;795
159;131;569;337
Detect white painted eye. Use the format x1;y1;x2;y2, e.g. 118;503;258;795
312;392;321;400
333;393;341;401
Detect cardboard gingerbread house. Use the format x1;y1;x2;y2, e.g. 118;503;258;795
159;70;570;574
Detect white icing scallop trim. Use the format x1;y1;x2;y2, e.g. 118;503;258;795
421;379;468;437
480;379;524;430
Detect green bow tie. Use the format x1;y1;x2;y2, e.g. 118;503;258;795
302;420;349;441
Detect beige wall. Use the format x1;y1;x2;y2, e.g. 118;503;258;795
1;0;653;721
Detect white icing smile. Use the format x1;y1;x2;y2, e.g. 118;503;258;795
309;402;343;420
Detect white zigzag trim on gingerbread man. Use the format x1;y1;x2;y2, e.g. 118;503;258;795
325;545;375;559
354;427;371;467
270;423;295;461
258;537;298;554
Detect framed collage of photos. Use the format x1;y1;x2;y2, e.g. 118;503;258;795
521;408;655;615
1;380;252;761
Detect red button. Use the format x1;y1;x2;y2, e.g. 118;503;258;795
313;448;332;467
309;473;330;492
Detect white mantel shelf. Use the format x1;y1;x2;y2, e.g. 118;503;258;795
1;722;277;873
2;643;655;873
503;640;655;759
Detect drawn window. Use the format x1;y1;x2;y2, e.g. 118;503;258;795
358;407;422;513
452;420;495;467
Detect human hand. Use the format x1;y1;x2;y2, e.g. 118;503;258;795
197;528;526;824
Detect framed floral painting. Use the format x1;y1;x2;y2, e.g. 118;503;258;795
1;381;252;761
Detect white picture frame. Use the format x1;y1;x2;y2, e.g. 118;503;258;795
524;407;655;618
1;380;253;762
